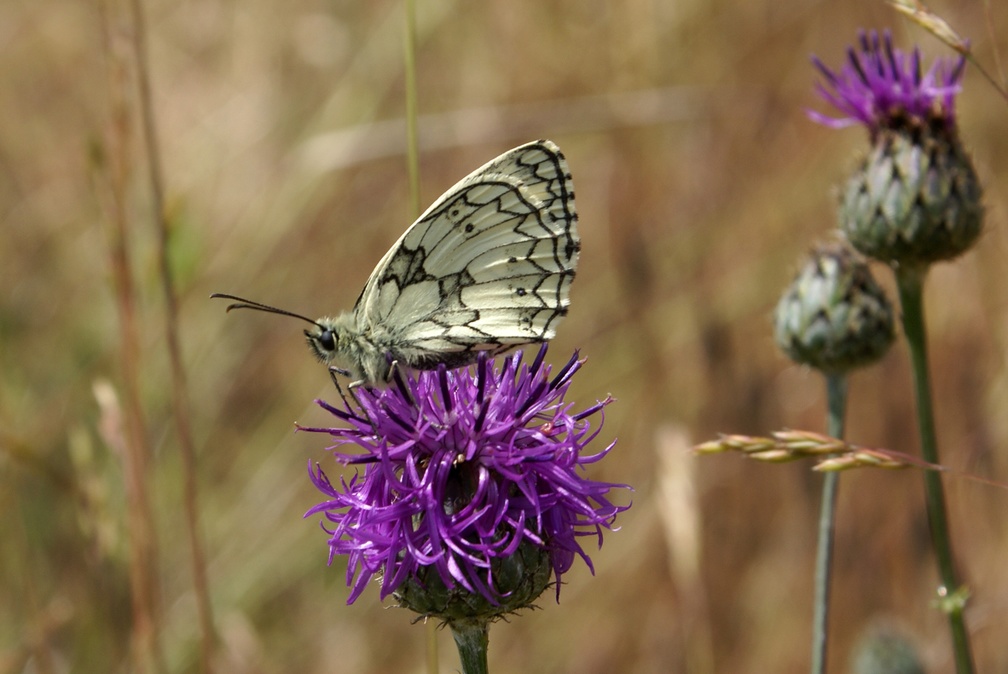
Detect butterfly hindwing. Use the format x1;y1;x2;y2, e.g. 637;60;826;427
354;140;578;365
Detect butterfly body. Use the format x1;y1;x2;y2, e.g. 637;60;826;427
218;140;578;387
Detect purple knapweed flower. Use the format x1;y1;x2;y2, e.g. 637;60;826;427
809;29;965;133
301;345;629;613
809;29;982;266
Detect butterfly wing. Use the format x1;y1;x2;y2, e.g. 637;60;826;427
354;139;578;368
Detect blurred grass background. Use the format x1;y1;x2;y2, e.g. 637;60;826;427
3;0;1007;672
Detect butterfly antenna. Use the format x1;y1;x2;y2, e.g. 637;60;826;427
210;293;319;326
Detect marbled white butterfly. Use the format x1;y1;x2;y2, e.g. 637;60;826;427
213;139;579;386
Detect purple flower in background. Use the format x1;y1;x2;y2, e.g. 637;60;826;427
809;29;982;266
302;345;629;608
809;29;965;132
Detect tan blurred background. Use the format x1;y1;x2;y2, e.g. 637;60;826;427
3;0;1007;672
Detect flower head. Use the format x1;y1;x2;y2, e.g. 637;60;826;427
302;345;629;615
809;29;965;133
810;30;982;267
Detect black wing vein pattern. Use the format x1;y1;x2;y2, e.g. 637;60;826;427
356;140;579;369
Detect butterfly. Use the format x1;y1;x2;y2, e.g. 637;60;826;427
213;139;579;387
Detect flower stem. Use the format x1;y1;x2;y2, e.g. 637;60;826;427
895;266;975;674
403;2;438;670
450;621;490;674
403;0;420;218
811;373;847;674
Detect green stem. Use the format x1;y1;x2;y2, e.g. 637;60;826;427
403;4;439;671
450;621;490;674
403;0;420;218
404;3;437;671
810;374;847;674
895;266;974;674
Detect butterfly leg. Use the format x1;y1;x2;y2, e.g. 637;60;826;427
327;366;353;408
385;360;416;405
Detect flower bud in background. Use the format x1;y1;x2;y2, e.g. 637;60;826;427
851;622;926;674
301;345;630;623
774;244;894;373
810;29;983;267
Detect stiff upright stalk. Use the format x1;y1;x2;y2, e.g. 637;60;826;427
895;266;974;674
450;621;490;674
403;0;420;218
402;3;438;671
810;374;847;674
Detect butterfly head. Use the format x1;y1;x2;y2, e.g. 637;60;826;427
305;316;355;365
305;323;336;361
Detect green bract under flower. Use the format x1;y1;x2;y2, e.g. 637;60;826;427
301;346;630;618
839;126;982;266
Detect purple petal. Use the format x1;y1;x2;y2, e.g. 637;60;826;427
302;346;630;605
809;29;965;132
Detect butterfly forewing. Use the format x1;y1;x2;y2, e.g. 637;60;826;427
354;140;578;363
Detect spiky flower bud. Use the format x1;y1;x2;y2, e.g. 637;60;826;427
774;244;894;373
811;30;983;267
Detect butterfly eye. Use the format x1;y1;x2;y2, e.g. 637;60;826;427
317;329;336;352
